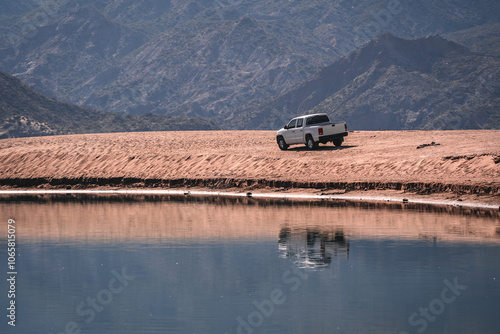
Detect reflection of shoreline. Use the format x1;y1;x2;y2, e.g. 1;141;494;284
0;192;499;217
279;228;349;268
1;196;499;244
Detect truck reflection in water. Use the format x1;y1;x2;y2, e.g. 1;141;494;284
278;227;349;268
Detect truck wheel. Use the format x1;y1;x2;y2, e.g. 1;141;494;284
333;138;343;147
306;136;317;150
277;136;288;150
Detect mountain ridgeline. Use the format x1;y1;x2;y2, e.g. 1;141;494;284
237;34;500;130
0;71;219;139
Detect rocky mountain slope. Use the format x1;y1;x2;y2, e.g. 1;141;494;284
236;34;500;130
0;71;219;138
1;0;499;129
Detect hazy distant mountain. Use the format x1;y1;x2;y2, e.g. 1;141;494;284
235;34;500;130
0;71;219;138
0;0;499;129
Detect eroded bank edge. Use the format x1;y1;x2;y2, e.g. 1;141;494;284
0;176;498;212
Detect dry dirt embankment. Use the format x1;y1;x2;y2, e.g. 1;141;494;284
0;130;499;201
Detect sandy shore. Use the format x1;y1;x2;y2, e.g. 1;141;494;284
0;130;499;207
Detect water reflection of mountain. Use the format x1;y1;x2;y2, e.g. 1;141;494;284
279;227;349;268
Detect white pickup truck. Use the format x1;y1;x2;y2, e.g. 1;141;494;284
276;113;348;150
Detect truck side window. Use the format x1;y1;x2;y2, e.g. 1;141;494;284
297;119;303;128
287;119;296;129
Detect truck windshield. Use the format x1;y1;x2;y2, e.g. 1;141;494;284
306;115;329;125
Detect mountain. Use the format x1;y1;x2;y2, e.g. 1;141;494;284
1;0;499;129
444;22;500;57
234;34;500;130
0;71;219;139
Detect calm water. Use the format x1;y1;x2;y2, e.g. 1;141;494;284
1;195;499;334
